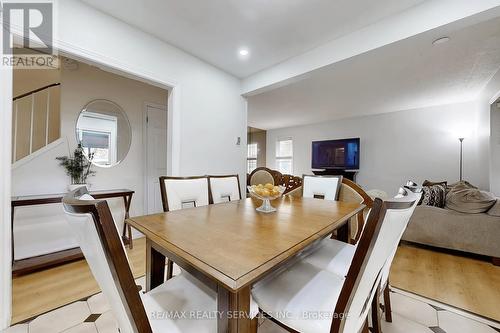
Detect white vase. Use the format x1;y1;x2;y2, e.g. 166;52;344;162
68;184;89;191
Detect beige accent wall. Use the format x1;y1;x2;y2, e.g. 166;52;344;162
12;67;61;162
13;68;60;97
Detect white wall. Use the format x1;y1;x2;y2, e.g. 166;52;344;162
266;101;490;194
0;33;13;329
56;0;247;183
480;68;500;194
490;103;500;193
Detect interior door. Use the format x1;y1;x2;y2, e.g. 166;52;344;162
146;104;167;214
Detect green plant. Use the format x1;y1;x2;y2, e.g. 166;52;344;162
56;144;96;184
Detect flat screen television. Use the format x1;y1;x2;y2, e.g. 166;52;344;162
312;138;360;170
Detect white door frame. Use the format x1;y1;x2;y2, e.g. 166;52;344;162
0;41;14;330
142;102;168;215
0;33;181;331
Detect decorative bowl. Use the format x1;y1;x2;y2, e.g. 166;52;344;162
247;184;286;213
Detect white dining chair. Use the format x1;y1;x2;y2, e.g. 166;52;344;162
159;176;210;279
378;185;422;325
62;187;218;333
300;186;420;331
298;177;372;277
301;182;418;278
208;175;241;203
159;176;210;212
302;175;342;201
251;188;421;333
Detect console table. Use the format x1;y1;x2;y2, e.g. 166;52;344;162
11;189;134;276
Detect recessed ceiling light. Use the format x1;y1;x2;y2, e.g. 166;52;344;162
432;37;450;46
238;48;249;57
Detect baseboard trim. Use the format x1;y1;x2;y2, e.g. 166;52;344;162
400;240;494;264
11;138;66;170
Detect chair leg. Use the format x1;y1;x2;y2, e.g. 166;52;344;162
250;317;258;333
166;259;174;280
371;288;382;333
362;319;369;333
127;224;133;249
383;283;392;323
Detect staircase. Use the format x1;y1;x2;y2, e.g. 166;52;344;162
12;83;61;163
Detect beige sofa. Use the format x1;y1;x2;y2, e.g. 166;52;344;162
402;204;500;264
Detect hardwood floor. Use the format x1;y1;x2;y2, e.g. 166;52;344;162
12;238;500;324
391;243;500;322
12;238;147;324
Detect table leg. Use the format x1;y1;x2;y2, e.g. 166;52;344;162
217;284;255;333
146;240;165;292
127;224;133;249
337;220;351;243
166;259;174;280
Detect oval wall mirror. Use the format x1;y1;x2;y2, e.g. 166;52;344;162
75;99;132;168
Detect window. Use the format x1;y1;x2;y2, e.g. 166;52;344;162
81;130;112;164
247;143;258;173
276;138;293;174
76;112;118;166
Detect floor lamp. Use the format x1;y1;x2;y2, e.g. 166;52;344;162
459;137;464;181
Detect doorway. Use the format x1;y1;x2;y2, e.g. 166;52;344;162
144;102;168;214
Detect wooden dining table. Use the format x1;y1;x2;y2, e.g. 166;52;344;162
126;196;364;333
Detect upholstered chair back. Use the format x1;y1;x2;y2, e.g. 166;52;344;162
334;188;421;333
208;175;241;204
379;187;422;288
338;179;374;243
302;175;342;201
63;188;150;333
159;176;209;212
249;169;275;186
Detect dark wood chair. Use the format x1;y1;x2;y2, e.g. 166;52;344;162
377;185;423;328
276;177;374;244
302;174;343;200
159;175;210;212
338;178;374;244
208;174;241;203
62;187;218;333
158;175;210;279
251;188;421;333
247;167;302;195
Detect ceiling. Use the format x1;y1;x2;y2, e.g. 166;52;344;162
247;16;500;130
80;0;426;78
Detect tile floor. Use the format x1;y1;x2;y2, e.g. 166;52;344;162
4;276;499;333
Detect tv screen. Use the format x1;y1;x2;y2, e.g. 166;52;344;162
312;138;360;170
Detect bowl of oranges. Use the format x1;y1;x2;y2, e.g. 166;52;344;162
247;183;286;213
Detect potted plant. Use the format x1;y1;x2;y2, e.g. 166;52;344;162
57;144;96;191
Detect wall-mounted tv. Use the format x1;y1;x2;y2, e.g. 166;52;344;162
312;138;360;170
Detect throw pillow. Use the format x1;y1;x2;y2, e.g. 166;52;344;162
419;184;446;208
446;183;496;214
447;180;478;190
487;199;500;217
423;180;447;188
